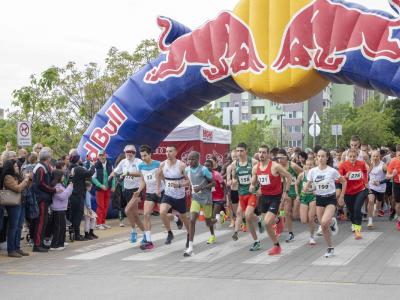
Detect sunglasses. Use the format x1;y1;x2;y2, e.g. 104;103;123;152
276;156;287;160
125;150;136;154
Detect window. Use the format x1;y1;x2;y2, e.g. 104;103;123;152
242;113;250;121
288;140;302;147
234;102;239;107
242;100;249;106
251;106;265;114
219;102;229;108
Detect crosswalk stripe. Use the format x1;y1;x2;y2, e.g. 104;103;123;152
66;231;185;260
243;231;311;265
181;234;252;263
312;231;382;266
122;230;230;261
386;248;400;267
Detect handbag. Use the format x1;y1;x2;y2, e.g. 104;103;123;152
0;189;22;206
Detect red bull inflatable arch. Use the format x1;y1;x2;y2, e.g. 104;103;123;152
78;0;400;160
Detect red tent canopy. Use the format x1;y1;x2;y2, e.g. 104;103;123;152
153;115;231;165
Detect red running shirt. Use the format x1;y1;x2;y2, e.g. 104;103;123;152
257;160;282;196
387;158;400;184
212;170;225;201
339;160;368;195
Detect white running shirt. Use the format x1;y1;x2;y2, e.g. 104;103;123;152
307;166;340;196
114;158;143;190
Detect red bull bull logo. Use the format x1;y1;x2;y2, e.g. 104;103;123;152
272;0;400;73
144;11;266;83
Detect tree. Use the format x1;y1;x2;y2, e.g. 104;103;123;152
232;118;272;154
194;104;223;127
386;98;400;138
7;39;159;156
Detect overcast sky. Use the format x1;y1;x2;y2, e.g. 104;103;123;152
0;0;393;111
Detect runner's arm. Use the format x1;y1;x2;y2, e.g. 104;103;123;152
249;165;258;193
295;173;303;196
292;162;303;175
275;163;292;193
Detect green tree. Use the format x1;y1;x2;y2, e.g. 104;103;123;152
232;118;272;154
194;104;223;127
386;98;400;138
8;39;159;156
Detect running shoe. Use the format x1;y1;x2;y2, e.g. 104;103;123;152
316;225;323;236
229;222;235;228
176;217;183;230
183;248;193;257
390;209;396;221
309;237;316;245
249;241;261;251
351;224;355;232
119;222;125;227
367;220;374;229
258;217;264;234
330;218;339;236
241;223;248;232
130;231;137;243
268;245;281;256
98;224;106;230
396;221;400;231
140;241;154;250
103;224;111;229
324;247;334;258
207;235;216;244
354;229;362;240
140;236;147;246
165;231;174;244
378;210;385;217
285;232;295;243
232;231;239;241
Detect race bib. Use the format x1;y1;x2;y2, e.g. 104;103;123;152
165;180;177;189
144;173;156;183
238;174;251;185
348;171;362;180
316;180;330;192
258;174;270;186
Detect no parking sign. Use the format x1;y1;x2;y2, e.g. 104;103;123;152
17;121;32;146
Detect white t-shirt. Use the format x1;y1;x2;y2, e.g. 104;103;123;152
307;166;340;196
114;158;143;190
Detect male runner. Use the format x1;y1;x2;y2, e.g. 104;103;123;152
183;152;214;257
249;145;292;255
387;145;400;230
136;145;164;250
159;146;190;245
231;143;261;251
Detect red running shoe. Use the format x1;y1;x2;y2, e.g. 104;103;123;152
378;210;384;217
268;245;282;256
396;221;400;231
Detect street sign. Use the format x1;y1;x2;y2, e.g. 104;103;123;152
309;124;320;137
309;111;321;124
331;124;342;136
222;107;240;127
17;121;32;146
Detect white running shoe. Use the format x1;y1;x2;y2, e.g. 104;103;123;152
330;218;339;236
98;224;106;230
64;242;69;247
119;222;125;227
309;237;316;245
103;224;111;229
183;248;193;257
351;224;355;232
316;225;323;236
324;247;335;258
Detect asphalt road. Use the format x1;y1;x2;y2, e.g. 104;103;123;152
1;217;400;299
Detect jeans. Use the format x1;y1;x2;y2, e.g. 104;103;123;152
16;205;25;250
5;205;22;252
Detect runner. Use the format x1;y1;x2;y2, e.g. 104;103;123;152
249;145;292;255
295;158;317;245
111;145;145;243
226;150;239;228
342;135;369;162
231;143;261;250
276;149;303;243
339;149;369;240
206;159;226;232
386;145;400;230
303;149;346;258
159;146;190;245
183;152;214;257
367;150;387;229
136;145;164;250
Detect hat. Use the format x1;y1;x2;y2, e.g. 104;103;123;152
98;150;105;155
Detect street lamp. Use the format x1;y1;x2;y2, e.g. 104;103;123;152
278;113;285;148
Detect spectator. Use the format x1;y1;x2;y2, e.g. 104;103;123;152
32;143;43;155
0;159;31;257
32;148;57;252
84;181;98;240
17;148;27;170
92;150;115;229
68;149;95;241
50;170;73;250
